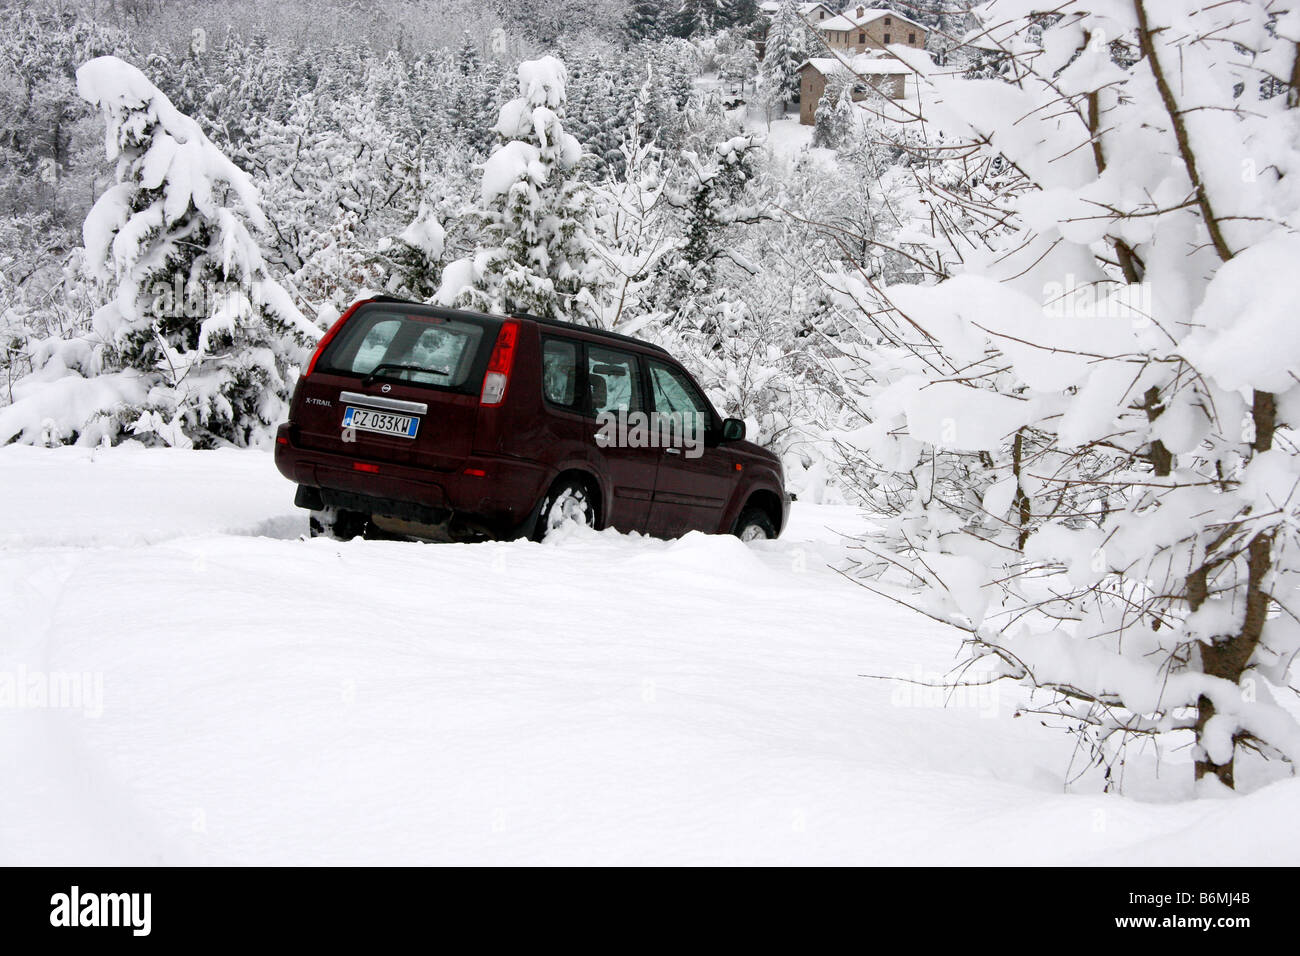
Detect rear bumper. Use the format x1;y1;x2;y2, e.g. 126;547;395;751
274;422;550;538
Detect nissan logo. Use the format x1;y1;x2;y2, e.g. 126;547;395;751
381;384;392;393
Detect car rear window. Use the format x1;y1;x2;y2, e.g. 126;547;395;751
316;306;495;391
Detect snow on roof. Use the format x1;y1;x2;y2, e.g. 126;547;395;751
760;1;833;15
816;7;928;33
799;53;912;76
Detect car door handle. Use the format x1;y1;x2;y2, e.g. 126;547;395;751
664;448;681;455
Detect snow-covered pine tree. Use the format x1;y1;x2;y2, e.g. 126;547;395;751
675;135;763;285
567;52;631;180
721;0;760;31
447;59;497;156
674;0;726;38
811;84;841;148
714;28;759;94
384;201;448;302
625;0;670;43
654;133;768;344
758;0;807;113
0;55;321;448
439;56;604;324
456;31;481;75
638;47;698;150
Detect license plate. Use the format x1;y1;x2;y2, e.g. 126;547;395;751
343;406;419;439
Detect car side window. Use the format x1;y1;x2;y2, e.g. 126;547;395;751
541;337;579;408
647;360;713;440
586;345;642;417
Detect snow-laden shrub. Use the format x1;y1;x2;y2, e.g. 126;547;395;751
0;56;321;449
831;0;1300;790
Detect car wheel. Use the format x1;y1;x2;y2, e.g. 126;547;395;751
734;507;776;542
309;507;370;540
536;480;596;540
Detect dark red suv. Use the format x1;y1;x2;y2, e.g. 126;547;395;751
274;297;788;542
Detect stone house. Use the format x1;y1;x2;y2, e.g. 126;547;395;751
814;6;928;54
797;55;911;125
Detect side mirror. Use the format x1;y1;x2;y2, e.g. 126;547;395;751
721;418;746;442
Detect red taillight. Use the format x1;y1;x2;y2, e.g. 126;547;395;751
353;461;379;473
304;299;372;379
463;467;487;477
479;319;520;407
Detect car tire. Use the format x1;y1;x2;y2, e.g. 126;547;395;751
734;507;776;542
535;479;596;540
309;507;370;540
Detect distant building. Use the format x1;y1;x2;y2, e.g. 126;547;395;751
797;55;911;125
815;7;928;54
758;1;837;23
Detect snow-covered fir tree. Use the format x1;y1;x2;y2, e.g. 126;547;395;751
813;83;853;148
674;0;727;38
758;0;806;111
0;56;320;448
455;30;480;74
439;56;604;323
625;0;671;43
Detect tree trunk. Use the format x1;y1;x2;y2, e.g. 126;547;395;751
1012;429;1031;549
1191;390;1275;788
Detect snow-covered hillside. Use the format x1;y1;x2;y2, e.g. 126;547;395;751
1;446;1296;865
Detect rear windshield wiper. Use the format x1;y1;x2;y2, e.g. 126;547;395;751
361;363;439;386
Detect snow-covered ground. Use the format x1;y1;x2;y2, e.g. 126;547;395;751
1;445;1296;865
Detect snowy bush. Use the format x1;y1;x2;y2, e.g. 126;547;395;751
830;0;1300;790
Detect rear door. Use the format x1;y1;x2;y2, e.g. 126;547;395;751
582;342;659;532
293;304;497;472
643;358;740;537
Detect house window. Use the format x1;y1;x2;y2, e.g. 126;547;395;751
909;32;916;43
858;32;865;43
884;33;891;43
885;16;891;24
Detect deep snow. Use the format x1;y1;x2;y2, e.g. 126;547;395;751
1;445;1296;865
